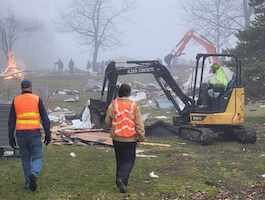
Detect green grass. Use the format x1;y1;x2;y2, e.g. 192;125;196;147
1;130;265;200
1;73;265;199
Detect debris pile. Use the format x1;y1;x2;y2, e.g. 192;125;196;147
70;105;92;129
48;80;179;141
51;124;172;150
85;80;102;92
51;89;80;103
130;91;147;102
51;126;112;146
48;107;76;123
62;129;112;146
53;89;80;96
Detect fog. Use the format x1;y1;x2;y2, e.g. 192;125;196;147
0;0;193;70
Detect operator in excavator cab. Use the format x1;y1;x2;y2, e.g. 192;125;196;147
208;63;229;97
205;63;229;110
198;63;229;111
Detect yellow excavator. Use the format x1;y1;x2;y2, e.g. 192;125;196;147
90;53;256;145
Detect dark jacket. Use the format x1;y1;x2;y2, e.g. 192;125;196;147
8;91;51;139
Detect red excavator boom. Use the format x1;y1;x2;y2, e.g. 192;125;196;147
165;30;219;66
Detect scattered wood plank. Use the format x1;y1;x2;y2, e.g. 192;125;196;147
139;142;171;147
66;131;113;146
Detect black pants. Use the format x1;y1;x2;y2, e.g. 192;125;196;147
113;140;136;186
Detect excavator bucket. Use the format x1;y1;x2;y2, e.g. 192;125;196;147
89;99;108;129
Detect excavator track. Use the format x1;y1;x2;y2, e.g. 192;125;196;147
232;126;257;144
178;125;257;145
179;126;218;145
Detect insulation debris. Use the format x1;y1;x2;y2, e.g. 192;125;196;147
149;171;159;178
70;106;92;129
136;149;158;158
51;89;80;104
130;91;147;102
70;152;76;157
64;96;80;102
54;89;80;96
155;116;168;119
48;107;76;123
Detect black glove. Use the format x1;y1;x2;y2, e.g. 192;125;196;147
44;134;51;145
9;137;16;149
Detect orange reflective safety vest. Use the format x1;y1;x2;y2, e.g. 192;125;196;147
14;93;41;130
112;98;137;138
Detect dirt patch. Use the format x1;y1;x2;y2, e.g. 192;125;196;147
156;157;194;177
173;153;193;161
215;188;234;200
240;183;265;200
190;191;209;200
159;192;179;200
213;183;265;200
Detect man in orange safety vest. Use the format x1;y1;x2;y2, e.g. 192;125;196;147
8;80;51;191
105;83;145;193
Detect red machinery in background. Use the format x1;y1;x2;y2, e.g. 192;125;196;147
165;30;219;66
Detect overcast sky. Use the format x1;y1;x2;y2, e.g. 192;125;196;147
1;0;200;69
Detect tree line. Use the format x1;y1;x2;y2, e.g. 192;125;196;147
228;0;265;98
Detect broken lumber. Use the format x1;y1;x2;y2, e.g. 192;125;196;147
139;142;171;147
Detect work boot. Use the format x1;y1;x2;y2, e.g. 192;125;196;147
124;178;129;187
24;182;29;190
24;178;30;190
29;174;37;191
116;178;127;193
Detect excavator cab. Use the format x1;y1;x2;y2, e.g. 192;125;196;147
176;53;256;145
189;54;245;125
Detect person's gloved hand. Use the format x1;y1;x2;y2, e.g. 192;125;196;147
44;134;51;145
9;137;16;148
137;134;145;143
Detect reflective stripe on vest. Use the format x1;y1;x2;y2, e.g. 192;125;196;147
14;93;41;130
112;98;137;138
17;112;40;118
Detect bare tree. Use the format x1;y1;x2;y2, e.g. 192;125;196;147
0;11;41;59
243;0;253;27
60;0;135;71
181;0;251;52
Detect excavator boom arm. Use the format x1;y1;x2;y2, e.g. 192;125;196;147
166;30;219;65
101;61;194;119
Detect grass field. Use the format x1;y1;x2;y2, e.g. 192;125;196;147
1;123;265;200
1;73;265;200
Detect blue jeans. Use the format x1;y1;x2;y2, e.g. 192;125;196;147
16;133;43;185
